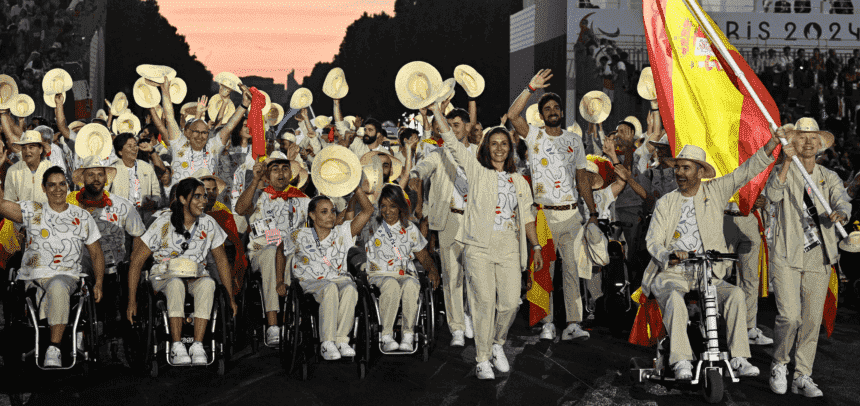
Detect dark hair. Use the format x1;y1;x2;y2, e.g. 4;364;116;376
538;93;562;114
617;121;635;135
477;127;517;174
169;178;205;237
398;128;419;147
113;133;136;159
41;165;66;188
376;184;411;224
364;118;383;136
445;108;470;124
142;123;158;138
230;116;249;147
307;195;332;228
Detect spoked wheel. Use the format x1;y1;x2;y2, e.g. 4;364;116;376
355;293;372;379
216;287;231;368
280;285;301;375
702;368;724;404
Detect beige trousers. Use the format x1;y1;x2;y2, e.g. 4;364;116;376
300;277;357;344
544;208;584;324
651;271;751;365
28;275;78;326
464;230;521;363
369;274;420;336
151;276;216;319
250;245;290;313
723;214;762;329
772;244;830;379
439;211;469;333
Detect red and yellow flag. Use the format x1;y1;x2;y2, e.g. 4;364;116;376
822;266;839;338
527;209;556;326
628;287;667;347
643;0;781;214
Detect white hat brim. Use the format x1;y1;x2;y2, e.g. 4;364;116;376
42;68;73;95
290;88;313;110
11;94;35;117
454;65;485;98
312;145;363;198
395;61;442;110
133;77;161;108
74;123;114;160
579;91;612;123
323;68;349;99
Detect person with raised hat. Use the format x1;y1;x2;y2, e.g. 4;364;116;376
764;117;851;397
642;122;783;382
108;133;162;223
0;165;105;368
507;68;597;342
4;129;51;202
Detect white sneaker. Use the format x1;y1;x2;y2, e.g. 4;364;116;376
189;341;208;365
450;330;465;347
399;333;414;352
321;341;341;360
381;334;399;352
491;344;510;373
539;323;556;340
792;374;824;397
266;326;281;346
464;314;474;339
770;362;788;394
561;323;590;341
731;357;760;377
673;360;693;380
476;360;495;380
748;327;774;345
337;342;356;357
44;345;61;368
170;342;191;365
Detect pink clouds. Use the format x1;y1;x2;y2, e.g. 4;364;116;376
157;0;395;84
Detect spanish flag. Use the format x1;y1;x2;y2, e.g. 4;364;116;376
527;209;556;326
643;0;780;214
628;287;666;347
822;266;838;338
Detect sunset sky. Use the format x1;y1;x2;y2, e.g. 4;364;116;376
157;0;395;85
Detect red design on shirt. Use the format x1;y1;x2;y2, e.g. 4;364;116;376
72;218;80;225
399;270;405;276
201;231;207;239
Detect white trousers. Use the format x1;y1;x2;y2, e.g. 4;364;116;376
300;277;357;344
369;274;420;336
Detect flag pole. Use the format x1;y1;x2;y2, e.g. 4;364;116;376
682;0;847;238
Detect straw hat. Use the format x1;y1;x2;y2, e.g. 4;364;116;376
262;150;290;167
132;77;161;108
109;92;129;116
0;74;19;109
280;131;296;143
322;67;349;99
343;115;357;130
68;120;85;133
112;111;141;135
650;134;670;148
41;68;73;95
579;91;611;123
94;109;109;123
179;101;197;117
623;116;642;139
584;223;609;266
72;155;117;188
453;64;485;98
526;103;544;127
207;94;235;125
136;64;176;84
361;154;384;196
664;144;716;178
839;231;860;253
169;77;187;104
360;151;403;181
789;117;833;153
312;145;363;197
258;90;272;115
290;160;309;189
637;67;657;101
11;94;34;117
267;103;284;127
567;122;583;138
395;61;443;110
213;71;242;93
583;160;605;189
312;115;331;129
434;78;456;104
289;87;313;109
14;130;50;152
43;91;65;108
166;257;199;278
74;123;113;160
192;168;227;195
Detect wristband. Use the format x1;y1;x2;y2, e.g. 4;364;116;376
533;245;542;251
612;161;620;166
590;212;599;218
240;104;249;109
527;84;536;92
650;108;660;112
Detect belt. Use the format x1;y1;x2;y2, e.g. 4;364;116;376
533;203;575;211
724;210;744;216
450;208;464;215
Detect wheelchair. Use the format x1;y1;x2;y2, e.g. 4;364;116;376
583;220;635;335
629;250;740;404
125;263;235;377
239;263;286;353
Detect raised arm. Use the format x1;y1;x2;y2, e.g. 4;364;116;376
350;187;373;237
216;84;251;147
333;99;344;123
149;107;172;145
55;94;71;140
429;101;479;179
151;76;181;142
1;111;22;153
0;194;23;223
235;160;264;217
507;69;553;138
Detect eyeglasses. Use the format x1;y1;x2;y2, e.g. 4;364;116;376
190;130;208;137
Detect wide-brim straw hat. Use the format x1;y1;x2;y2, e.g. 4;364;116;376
267;103;284;127
263;150;290;167
623;116;643;139
454;64;485;98
112;111;141;135
41;68;73;95
0;74;19;109
169;77;187;104
360;151;403;181
343;115;357;130
361;154;384;195
290;87;313;109
68;120;85;133
72;155;117;187
789;117;834;153
208;94;235;125
280;131;296;143
584;223;609;265
839;231;860;253
395;61;443;110
43;91;65;108
14;130;50;152
567;122;583;138
583;160;605;189
133;77;161;108
637;67;657;101
167;257;199;278
579;91;612;123
664;144;717;178
312;145;363;197
259;90;272;115
180;101;197;117
313;115;331;129
192;168;227;195
110;92;129;116
434;78;456;104
136;64;176;84
526;103;544;127
95;109;108;122
650;134;671;148
290;160;309;189
213;71;242;93
323;67;349;99
75;123;113;160
11;94;34;117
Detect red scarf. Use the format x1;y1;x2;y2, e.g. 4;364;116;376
248;87;267;160
264;185;307;200
328;126;336;143
76;191;112;208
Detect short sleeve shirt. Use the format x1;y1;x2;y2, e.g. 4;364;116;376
289;221;355;282
248;192;310;252
365;220;426;276
170;135;226;183
141;214;228;278
74;194;146;272
524;125;587;205
18;202;101;280
494;172;519;232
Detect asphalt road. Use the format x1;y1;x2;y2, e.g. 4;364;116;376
1;295;858;406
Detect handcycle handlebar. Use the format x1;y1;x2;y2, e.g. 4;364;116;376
668;250;739;262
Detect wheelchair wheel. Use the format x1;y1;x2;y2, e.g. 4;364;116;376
355;292;372;379
280;284;301;375
702;368;724;404
84;283;100;366
216;286;232;365
420;287;434;360
124;287;154;375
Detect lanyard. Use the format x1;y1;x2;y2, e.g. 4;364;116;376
311;227;334;269
180;221;199;254
381;221;403;261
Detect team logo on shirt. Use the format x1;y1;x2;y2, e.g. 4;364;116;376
40;229;49;238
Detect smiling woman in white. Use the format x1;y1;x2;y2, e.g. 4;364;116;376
429;100;542;380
